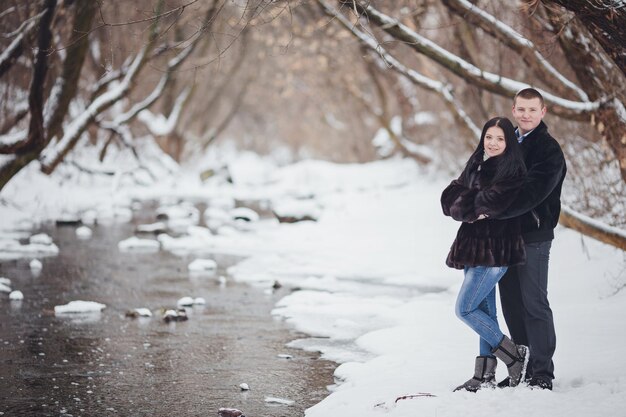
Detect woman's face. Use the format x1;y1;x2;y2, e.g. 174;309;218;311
484;126;506;158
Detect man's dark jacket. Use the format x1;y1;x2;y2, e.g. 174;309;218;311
495;121;567;243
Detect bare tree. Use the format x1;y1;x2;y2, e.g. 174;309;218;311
0;0;241;191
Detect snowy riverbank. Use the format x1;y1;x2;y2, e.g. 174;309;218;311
1;148;625;417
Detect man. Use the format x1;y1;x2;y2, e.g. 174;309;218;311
495;88;566;390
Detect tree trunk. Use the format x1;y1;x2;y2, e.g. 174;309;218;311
0;0;56;189
540;4;626;183
541;0;626;79
46;0;98;143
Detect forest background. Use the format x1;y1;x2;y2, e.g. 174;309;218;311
1;0;625;249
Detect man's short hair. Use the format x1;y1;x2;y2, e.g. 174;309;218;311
514;88;545;107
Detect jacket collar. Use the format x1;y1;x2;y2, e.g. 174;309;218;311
520;121;548;143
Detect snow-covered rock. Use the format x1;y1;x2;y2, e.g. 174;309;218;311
230;207;260;222
118;237;160;252
0;282;11;293
29;233;53;245
156;203;199;222
9;290;23;300
188;259;217;272
218;408;244;417
0;277;11;286
0;239;59;260
76;226;93;239
30;259;43;271
125;308;152;318
177;296;194;307
264;397;294;406
80;209;98;225
136;222;167;234
162;308;188;322
155;202;197;231
239;383;250;391
54;301;106;314
176;296;205;307
272;199;321;223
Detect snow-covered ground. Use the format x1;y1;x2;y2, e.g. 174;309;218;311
1;145;624;417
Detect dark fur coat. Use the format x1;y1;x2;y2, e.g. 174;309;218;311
441;156;526;270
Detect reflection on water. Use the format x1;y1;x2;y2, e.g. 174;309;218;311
0;215;334;417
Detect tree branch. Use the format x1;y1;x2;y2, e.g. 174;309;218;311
137;87;192;136
39;46;150;174
39;0;167;175
347;0;599;120
442;0;588;101
0;11;44;78
560;205;626;251
318;0;481;141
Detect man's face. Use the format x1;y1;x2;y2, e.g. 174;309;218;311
512;97;546;135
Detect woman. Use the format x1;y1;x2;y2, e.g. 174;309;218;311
441;117;529;392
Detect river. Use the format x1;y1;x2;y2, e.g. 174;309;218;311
0;207;335;417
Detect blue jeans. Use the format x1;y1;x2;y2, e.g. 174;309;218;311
456;266;508;356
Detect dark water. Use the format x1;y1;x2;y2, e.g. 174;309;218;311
0;213;334;417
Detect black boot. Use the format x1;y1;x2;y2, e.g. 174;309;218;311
528;377;552;390
454;356;497;392
491;335;529;387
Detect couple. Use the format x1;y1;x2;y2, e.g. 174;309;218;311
441;88;566;392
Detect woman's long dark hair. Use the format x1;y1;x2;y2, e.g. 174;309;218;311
461;116;526;186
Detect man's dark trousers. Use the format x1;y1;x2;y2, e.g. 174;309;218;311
499;240;556;381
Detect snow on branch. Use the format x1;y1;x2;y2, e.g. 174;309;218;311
90;61;129;100
442;0;588;101
352;1;600;119
137;87;191;136
318;0;481;140
102;36;199;129
560;205;626;251
0;11;44;78
0;155;16;172
0;129;27;153
612;98;626;124
39;47;149;173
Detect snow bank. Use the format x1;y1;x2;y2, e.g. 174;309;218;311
224;159;625;417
